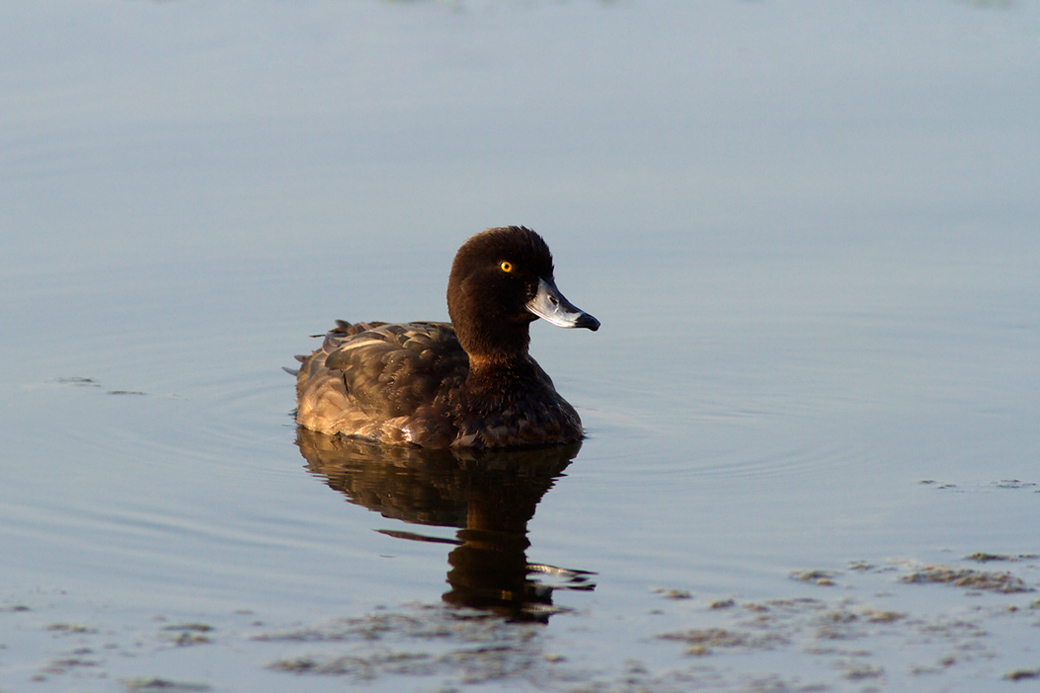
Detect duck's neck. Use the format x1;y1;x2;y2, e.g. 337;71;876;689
455;317;530;359
464;353;537;402
452;312;538;396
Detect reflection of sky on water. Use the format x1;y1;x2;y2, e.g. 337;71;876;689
2;1;1039;690
3;1;1037;270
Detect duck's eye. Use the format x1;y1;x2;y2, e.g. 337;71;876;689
499;261;513;273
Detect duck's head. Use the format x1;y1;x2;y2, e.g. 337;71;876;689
447;226;599;361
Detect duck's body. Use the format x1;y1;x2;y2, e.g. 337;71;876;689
294;319;584;448
291;227;599;449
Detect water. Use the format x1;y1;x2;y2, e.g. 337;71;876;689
3;0;1040;690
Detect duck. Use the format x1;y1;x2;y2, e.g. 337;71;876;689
290;226;600;449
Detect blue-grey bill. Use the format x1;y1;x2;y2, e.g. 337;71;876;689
526;277;600;331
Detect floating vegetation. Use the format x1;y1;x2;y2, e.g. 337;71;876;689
899;565;1034;593
990;479;1037;490
254;610;456;643
861;609;905;623
269;650;435;678
647;589;1023;691
708;598;735;610
0;604;30;612
45;622;98;634
1005;668;1040;681
790;569;840;586
162;620;215;640
52;376;147;395
758;597;828;612
920;479;1040;492
967;552;1013;562
657;626;788;655
162;623;215;632
266;633;556;685
919;479;958;489
55;376;100;386
40;655;101;674
966;552;1040;563
9;555;1040;691
168;632;212;646
840;661;884;680
121;677;213;691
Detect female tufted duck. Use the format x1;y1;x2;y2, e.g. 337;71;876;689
291;226;599;449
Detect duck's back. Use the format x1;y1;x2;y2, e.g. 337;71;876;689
294;320;585;448
295;321;469;446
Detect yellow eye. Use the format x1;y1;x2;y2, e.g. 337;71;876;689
499;261;513;273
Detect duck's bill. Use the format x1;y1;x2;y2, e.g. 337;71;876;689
526;278;600;331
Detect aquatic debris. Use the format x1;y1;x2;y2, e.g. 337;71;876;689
920;479;1040;492
841;661;884;680
967;552;1012;562
253;611;454;642
919;479;958;489
1005;668;1040;681
121;677;213;691
40;655;101;674
763;597;827;611
259;605;558;685
861;609;905;623
55;376;100;386
916;617;988;641
163;623;214;632
658;628;746;656
267;631;555;685
657;627;788;655
848;560;898;574
790;569;840;586
965;552;1040;563
52;376;146;395
810;606;905;642
651;588;692;600
154;623;215;646
269;651;435;678
990;479;1037;490
899;565;1034;593
908;656;958;675
44;622;98;634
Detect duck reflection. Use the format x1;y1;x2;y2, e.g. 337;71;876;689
296;429;595;621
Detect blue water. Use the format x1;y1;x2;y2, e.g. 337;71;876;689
2;1;1039;690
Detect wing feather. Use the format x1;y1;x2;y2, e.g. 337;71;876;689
294;321;469;441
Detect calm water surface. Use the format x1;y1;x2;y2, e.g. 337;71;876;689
2;0;1039;690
